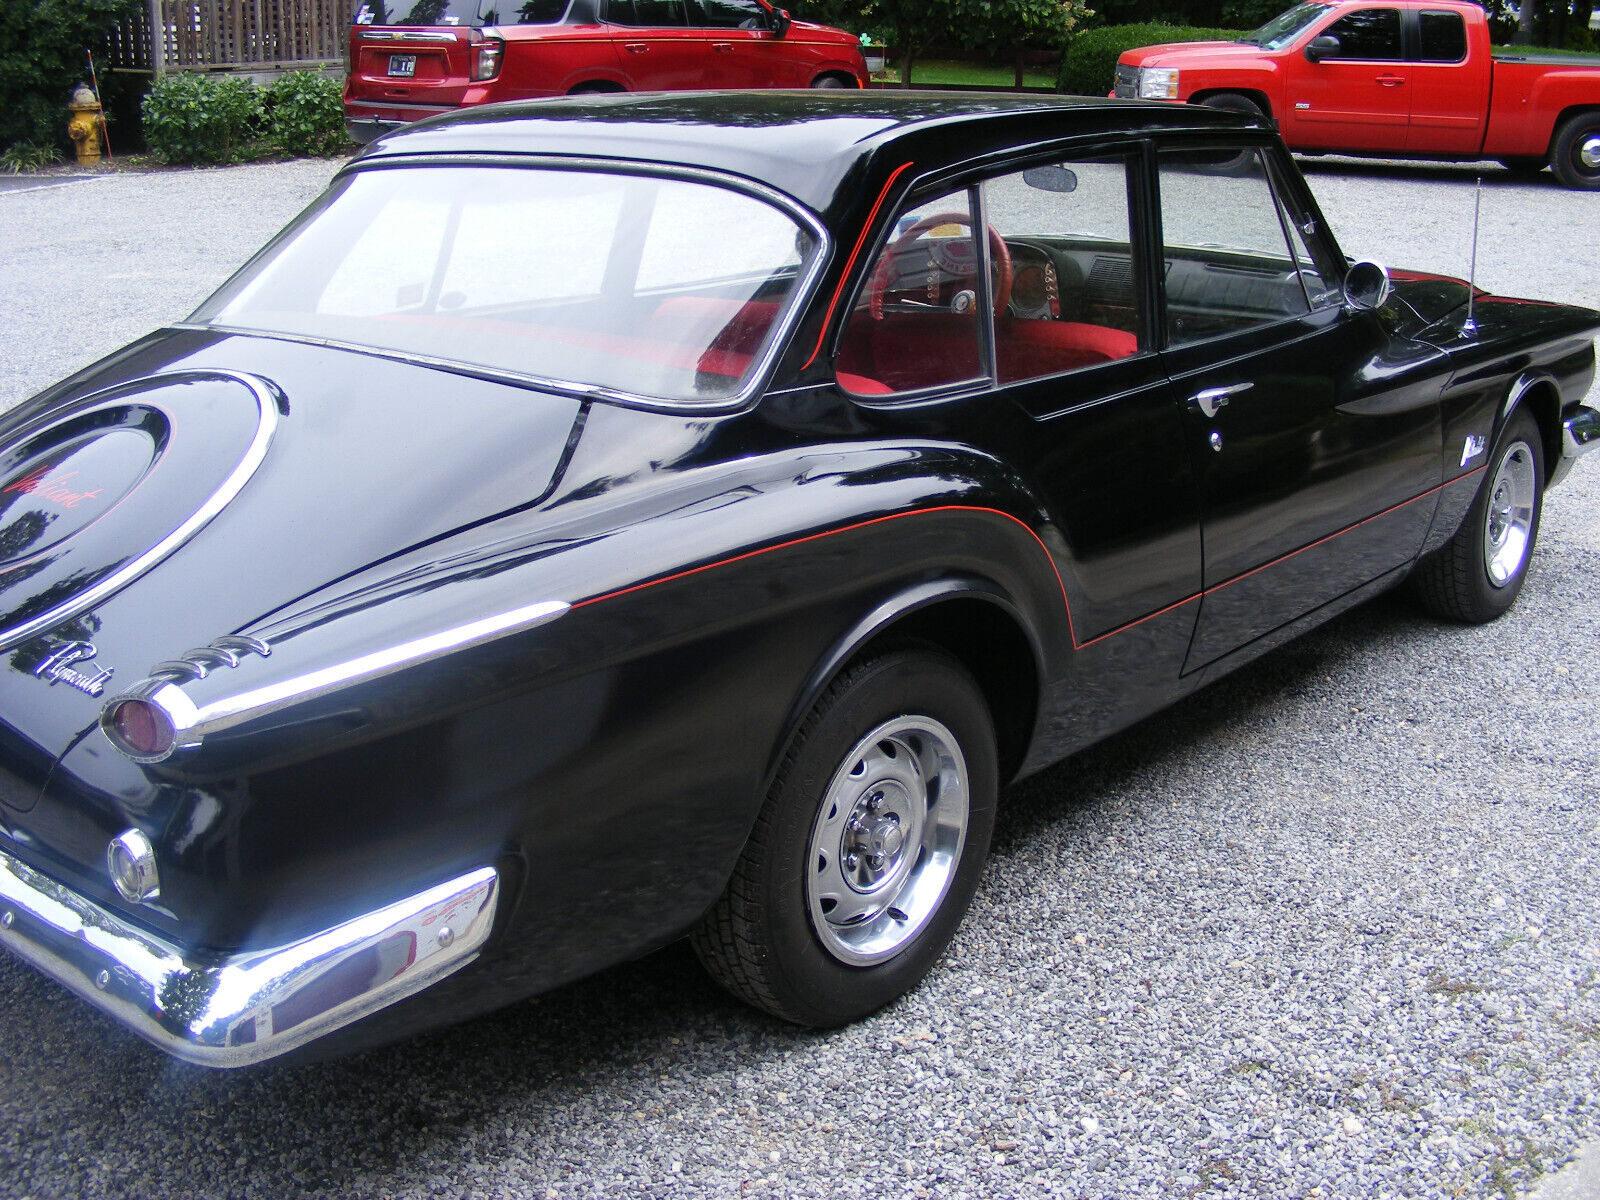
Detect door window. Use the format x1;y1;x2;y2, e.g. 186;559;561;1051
603;0;687;26
1157;148;1315;347
981;157;1144;384
1321;7;1401;59
836;190;984;394
1417;11;1467;61
690;0;768;28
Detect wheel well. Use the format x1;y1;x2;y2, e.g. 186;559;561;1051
568;80;625;94
1549;105;1600;154
811;71;860;88
853;598;1038;783
1191;89;1273;121
1509;377;1563;474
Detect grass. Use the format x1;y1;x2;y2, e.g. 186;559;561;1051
1493;43;1600;58
871;58;1058;89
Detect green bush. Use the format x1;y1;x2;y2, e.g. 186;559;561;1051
265;71;349;156
0;0;138;153
1058;23;1245;95
142;72;263;164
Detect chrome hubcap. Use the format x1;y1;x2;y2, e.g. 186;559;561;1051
1483;442;1535;587
806;716;969;966
1580;135;1600;171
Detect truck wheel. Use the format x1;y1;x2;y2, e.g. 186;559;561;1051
1196;94;1267;174
1550;113;1600;190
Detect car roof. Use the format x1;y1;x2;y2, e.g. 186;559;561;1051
353;91;1263;213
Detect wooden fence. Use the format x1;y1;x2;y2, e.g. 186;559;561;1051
111;0;349;73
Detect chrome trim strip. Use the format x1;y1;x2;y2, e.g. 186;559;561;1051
106;599;569;759
1562;405;1600;459
0;853;498;1067
0;370;280;654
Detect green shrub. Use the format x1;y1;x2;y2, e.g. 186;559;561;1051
141;72;263;165
265;71;350;156
0;0;138;153
0;141;64;173
1058;23;1245;96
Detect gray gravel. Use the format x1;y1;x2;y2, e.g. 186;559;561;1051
1;153;1598;1200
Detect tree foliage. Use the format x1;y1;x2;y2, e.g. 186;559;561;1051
0;0;139;152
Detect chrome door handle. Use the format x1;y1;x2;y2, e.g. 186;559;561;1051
1188;382;1252;419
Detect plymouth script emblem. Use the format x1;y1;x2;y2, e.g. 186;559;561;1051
32;641;114;697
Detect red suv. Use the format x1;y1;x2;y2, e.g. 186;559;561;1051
344;0;869;143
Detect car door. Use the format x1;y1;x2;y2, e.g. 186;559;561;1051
1286;6;1411;152
684;0;786;87
601;0;708;89
833;154;1206;742
1405;8;1482;154
1154;142;1448;672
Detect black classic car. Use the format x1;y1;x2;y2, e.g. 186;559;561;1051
1;93;1596;1066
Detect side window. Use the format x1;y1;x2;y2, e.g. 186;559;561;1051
836;190;984;394
982;157;1144;385
603;0;686;26
1321;7;1401;59
1158;148;1313;346
1417;11;1467;62
689;0;768;28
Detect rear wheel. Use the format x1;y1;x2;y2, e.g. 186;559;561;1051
810;73;852;88
567;81;624;94
691;647;997;1026
1550;112;1600;190
1409;409;1544;622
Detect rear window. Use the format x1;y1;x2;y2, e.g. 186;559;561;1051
1418;11;1466;62
353;0;569;25
190;167;820;408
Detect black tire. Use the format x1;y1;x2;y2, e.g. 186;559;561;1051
1194;94;1267;175
1549;112;1600;190
567;81;624;95
1409;408;1544;623
810;73;851;88
691;646;997;1027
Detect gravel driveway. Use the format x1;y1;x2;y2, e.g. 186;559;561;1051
1;152;1597;1200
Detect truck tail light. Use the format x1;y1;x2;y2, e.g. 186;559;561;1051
471;36;504;81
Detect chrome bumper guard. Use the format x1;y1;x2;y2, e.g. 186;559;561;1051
0;849;497;1067
1552;404;1600;487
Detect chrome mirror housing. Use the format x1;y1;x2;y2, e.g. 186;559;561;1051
1344;259;1392;311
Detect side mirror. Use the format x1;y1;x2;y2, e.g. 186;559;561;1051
1343;259;1391;311
1022;165;1079;193
771;7;790;36
1305;34;1340;62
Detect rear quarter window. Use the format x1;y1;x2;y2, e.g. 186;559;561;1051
354;0;570;24
1417;11;1467;62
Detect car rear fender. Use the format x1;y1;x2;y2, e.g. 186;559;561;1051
769;578;1044;793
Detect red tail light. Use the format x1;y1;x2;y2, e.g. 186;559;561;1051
103;699;176;762
471;36;504;81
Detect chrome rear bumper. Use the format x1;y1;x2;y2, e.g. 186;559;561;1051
0;849;497;1067
1551;403;1600;487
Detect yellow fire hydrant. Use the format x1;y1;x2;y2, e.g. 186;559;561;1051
67;84;104;166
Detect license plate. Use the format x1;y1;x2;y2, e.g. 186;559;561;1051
387;54;416;77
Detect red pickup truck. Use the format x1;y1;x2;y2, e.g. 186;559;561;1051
1115;0;1600;188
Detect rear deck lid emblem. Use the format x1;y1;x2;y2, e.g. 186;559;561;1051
31;640;113;697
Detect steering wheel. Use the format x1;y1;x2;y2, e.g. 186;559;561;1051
868;212;1013;320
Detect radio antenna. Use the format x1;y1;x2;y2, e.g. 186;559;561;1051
1463;175;1482;336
